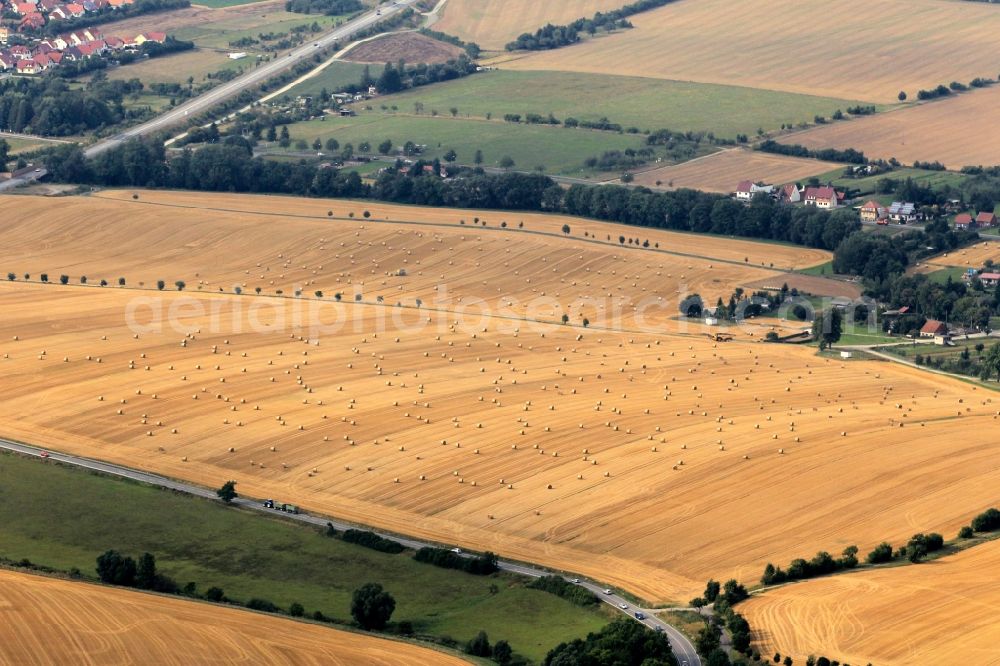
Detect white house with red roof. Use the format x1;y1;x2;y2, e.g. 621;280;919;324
803;185;840;209
976;212;997;228
859;200;886;223
919;319;949;338
954;213;975;230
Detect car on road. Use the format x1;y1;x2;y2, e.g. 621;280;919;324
262;499;275;508
39;451;49;458
450;547;462;554
634;611;646;620
569;578;580;584
34;168;40;172
653;625;663;633
314;43;319;47
619;602;628;610
603;588;612;594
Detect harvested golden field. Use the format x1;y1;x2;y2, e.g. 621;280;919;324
742;274;862;300
95;0;284;39
790;86;1000;168
632;150;837;194
0;190;830;328
741;539;1000;666
344;32;464;64
435;0;626;51
497;0;1000;102
913;240;1000;274
0;569;466;666
0;278;997;603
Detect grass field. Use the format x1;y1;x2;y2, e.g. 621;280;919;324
357;71;863;139
104;48;244;85
283;60;371;98
344;31;464;64
741;538;1000;666
0;568;470;666
0;190;996;607
434;0;626;51
281;112;646;175
0;452;606;661
1;135;72;155
819;166;969;199
789;86;1000;169
495;0;1000;103
632;150;839;193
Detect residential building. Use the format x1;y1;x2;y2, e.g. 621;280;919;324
954;213;975;230
976;211;997;228
0;26;9;44
803;185;840;209
978;272;1000;287
15;58;39;73
778;183;802;204
859;200;886;223
734;180;775;201
887;201;918;224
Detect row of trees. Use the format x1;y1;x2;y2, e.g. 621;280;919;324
757;140;867;165
527;576;599;606
413;547;499;575
544;617;677;665
284;0;361;15
506;0;678;51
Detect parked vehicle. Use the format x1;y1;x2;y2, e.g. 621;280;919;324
282;504;299;514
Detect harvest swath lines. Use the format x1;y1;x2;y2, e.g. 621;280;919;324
790;86;1000;169
912;241;1000;274
0;192;1000;600
0;569;466;666
497;0;1000;102
434;0;626;51
632;150;839;194
741;539;1000;666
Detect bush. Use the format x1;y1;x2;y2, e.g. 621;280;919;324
866;542;894;564
959;525;974;539
289;602;305;617
413;547;498;575
972;507;1000;532
528;575;598;606
246;598;279;613
341;529;405;554
205;586;225;602
351;582;395;630
466;630;492;657
96;550;137;586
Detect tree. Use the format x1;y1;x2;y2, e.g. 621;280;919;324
80;276;87;284
499;155;515;169
695;623;721;657
812;307;843;349
378;139;393;155
561;223;571;234
175;280;186;291
466;630;491;657
216;480;237;503
96;550;137;586
60;274;69;285
898;90;907;101
325;137;340;151
474;149;483;165
443;149;457;162
156;280;165;290
205;586;225;602
492;639;512;665
351;582;396;630
266;125;277;142
40;273;49;283
136;552;157;590
691;597;705;614
289;602;305;617
118;277;126;286
561;314;569;324
0;139;8;172
449;107;459;117
312;138;322;151
680;293;705;318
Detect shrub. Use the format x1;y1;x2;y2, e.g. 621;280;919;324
205;586;225;602
866;542;894;564
528;575;598;606
60;275;69;284
972;507;1000;532
289;602;305;617
959;525;974;539
246;598;279;613
413;547;498;575
341;529;405;554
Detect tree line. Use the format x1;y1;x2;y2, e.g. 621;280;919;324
505;0;678;51
413;547;499;575
526;576;598;607
0;76;137;136
757;139;867;165
284;0;362;15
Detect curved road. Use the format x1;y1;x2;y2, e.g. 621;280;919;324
0;436;699;665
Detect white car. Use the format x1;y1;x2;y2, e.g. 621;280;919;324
619;602;628;610
569;578;580;584
450;547;462;554
603;588;612;595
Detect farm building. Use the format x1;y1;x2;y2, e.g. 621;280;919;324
779;183;802;204
860;200;887;223
977;272;1000;287
954;213;976;230
887;201;919;224
919;319;949;338
975;212;997;228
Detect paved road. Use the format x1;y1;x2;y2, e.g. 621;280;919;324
0;436;700;665
85;0;417;160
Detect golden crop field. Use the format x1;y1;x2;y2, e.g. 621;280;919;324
434;0;626;51
790;86;1000;168
632;150;838;194
741;539;1000;666
913;241;1000;274
1;191;830;328
0;569;467;666
496;0;1000;103
0;277;997;602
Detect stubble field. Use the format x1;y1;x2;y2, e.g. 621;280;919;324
632;150;839;194
434;0;626;51
0;569;467;666
741;539;1000;666
789;86;1000;169
0;192;996;604
912;241;1000;274
495;0;1000;103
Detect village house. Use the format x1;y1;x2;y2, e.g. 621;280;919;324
15;58;40;73
954;213;975;230
887;201;919;224
803;185;840;209
975;212;997;228
19;11;45;29
978;272;1000;288
0;26;9;44
734;180;775;201
919;319;949;338
859;200;886;223
0;52;15;69
778;183;802;204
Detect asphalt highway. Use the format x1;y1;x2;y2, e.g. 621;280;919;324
0;436;700;665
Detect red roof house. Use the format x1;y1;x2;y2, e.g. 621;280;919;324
976;212;997;227
919;320;949;337
954;213;975;230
